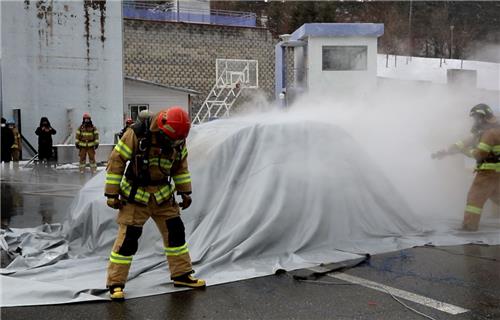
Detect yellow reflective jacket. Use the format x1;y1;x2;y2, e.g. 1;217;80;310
105;128;191;205
75;125;99;148
450;135;479;158
474;126;500;171
11;127;21;149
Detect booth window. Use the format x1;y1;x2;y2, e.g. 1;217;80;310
322;46;368;71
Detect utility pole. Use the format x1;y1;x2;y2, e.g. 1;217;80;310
450;25;454;59
176;0;180;22
0;62;3;118
408;0;413;59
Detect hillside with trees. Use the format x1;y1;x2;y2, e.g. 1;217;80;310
211;1;500;62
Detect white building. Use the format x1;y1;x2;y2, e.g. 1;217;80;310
124;77;200;121
1;0;123;147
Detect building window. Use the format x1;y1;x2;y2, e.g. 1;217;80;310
129;104;149;121
322;46;368;71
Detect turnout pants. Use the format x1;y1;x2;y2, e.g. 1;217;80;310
11;149;20;162
79;147;96;172
106;196;192;289
463;170;500;231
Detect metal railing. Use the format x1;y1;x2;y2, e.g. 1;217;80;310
192;66;247;124
193;59;259;124
123;1;256;28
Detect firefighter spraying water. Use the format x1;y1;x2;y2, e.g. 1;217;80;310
432;103;500;231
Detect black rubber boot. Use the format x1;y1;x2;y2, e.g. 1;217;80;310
172;272;206;288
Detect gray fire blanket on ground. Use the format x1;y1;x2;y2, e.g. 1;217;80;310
1;119;499;307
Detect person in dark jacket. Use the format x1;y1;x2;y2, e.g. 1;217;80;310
35;117;56;164
1;118;14;163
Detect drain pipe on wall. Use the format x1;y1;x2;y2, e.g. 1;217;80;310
275;34;305;108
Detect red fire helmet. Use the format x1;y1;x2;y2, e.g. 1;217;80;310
156;107;191;140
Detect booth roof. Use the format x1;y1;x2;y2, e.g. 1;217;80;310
290;23;384;41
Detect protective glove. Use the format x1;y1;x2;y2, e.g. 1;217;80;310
94;144;99;150
106;196;123;210
178;193;192;210
431;150;447;160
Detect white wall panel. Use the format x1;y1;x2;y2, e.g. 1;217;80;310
1;0;123;145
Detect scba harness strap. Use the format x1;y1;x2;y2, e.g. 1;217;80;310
124;121;184;204
125;122;152;203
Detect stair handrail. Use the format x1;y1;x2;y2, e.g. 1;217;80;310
193;66;228;124
193;62;251;124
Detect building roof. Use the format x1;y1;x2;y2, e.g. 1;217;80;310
125;76;201;95
290;23;384;41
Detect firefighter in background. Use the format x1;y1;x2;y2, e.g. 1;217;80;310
104;106;205;301
138;109;154;123
432;103;500;231
8;120;21;163
118;117;134;139
75;113;99;174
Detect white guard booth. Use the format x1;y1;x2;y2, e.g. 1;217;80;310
275;23;384;102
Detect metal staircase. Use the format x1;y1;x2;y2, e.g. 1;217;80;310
193;59;258;125
193;66;248;124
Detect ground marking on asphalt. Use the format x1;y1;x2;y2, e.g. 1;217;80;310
21;191;76;198
24;187;80;193
2;181;82;188
327;272;469;315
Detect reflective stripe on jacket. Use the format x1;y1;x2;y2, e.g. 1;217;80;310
11;131;21;149
119;177;176;205
76;125;99;148
452;135;478;158
474;126;500;172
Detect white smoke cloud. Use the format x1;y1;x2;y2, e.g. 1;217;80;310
468;43;500;63
231;78;500;223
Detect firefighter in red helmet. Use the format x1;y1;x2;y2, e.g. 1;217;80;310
104;107;205;301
